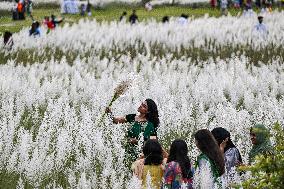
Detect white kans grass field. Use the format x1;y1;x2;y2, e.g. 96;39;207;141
0;10;284;189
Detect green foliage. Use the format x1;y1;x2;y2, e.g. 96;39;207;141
239;122;284;189
1;42;283;66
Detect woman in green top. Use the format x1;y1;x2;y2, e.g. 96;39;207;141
194;129;225;188
107;99;160;162
249;124;273;164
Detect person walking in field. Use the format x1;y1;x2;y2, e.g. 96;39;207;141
119;11;127;22
129;10;138;24
253;15;268;38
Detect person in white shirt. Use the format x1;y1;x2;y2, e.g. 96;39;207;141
254;15;268;38
178;14;188;25
221;0;228;16
145;2;153;11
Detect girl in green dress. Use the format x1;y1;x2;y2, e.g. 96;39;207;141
107;99;160;164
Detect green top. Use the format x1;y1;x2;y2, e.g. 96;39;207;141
249;124;273;164
196;153;221;181
126;114;156;141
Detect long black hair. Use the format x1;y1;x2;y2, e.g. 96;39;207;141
4;31;12;45
167;139;193;178
143;139;163;165
194;129;225;175
211;127;242;163
145;99;160;133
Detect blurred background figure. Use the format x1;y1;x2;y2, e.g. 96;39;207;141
29;21;41;36
178;14;188;25
24;0;33;16
129;10;138;24
233;0;241;8
220;0;228;16
242;6;255;17
17;0;25;20
211;0;217;7
3;31;14;50
145;2;153;11
119;11;127;22
253;15;268;38
61;0;79;14
51;14;64;28
80;3;86;16
86;0;92;16
162;16;169;23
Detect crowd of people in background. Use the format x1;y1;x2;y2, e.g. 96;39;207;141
12;0;33;20
3;0;277;50
106;99;274;188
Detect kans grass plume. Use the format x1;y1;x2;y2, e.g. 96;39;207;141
98;78;134;125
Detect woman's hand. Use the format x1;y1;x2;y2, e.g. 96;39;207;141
129;138;138;144
162;147;169;159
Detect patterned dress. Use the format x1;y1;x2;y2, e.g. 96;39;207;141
161;161;193;189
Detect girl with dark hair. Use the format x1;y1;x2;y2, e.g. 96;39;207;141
29;21;40;36
211;127;242;172
107;99;160;162
3;31;13;50
161;139;193;189
194;129;225;187
132;139;167;189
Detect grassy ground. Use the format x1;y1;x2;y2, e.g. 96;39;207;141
0;3;247;34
